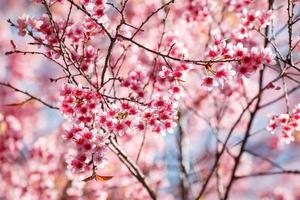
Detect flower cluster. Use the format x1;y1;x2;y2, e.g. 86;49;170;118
185;0;209;23
118;65;184;135
96;98;178;136
146;96;179;134
16;12;105;64
157;63;191;96
202;39;275;90
239;9;273;29
4;0;300;198
60;84;107;173
64;125;107;173
121;66;149;99
59;76;180;172
234;9;273;40
60;84;102;124
80;0;106;18
199;7;274;91
201;63;236;90
267;104;300;144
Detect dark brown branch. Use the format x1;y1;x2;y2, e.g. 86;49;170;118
259;85;300;108
236;170;300;179
195;73;284;199
0;82;59;110
131;0;175;39
117;34;239;66
108;136;157;200
136;132;146;164
177;112;189;200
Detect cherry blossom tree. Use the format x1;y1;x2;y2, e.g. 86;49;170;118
0;0;300;199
